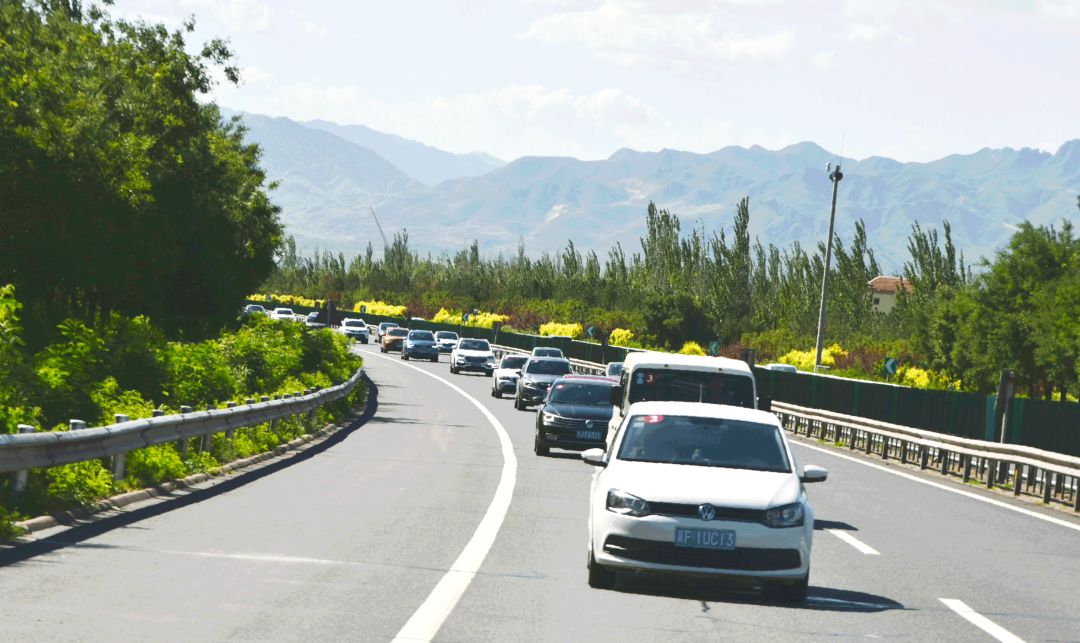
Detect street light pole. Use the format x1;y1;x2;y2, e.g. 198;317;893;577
814;163;844;370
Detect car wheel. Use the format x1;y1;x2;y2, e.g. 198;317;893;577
764;572;809;604
534;431;549;456
402;353;409;360
380;345;386;353
587;550;616;589
492;387;501;399
514;394;522;410
450;365;457;374
431;356;438;363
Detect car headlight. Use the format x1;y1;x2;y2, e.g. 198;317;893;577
522;378;538;389
486;355;495;363
764;502;804;528
606;489;650;517
542;411;559;425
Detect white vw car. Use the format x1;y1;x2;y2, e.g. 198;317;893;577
450;338;496;375
582;401;827;602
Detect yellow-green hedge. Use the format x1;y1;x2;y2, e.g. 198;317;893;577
352;300;407;317
678;341;706;356
610;328;634;346
250;293;324;309
539;321;583;338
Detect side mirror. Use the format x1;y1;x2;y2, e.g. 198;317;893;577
610;384;623;406
582;448;607;467
758;396;772;413
800;465;828;483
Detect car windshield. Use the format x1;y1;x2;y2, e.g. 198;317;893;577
627;369;755;409
409;331;434;341
307;312;319;319
526;359;573;375
500;356;527;369
534;348;563;357
548;381;612;405
343;320;365;328
387;328;408;337
617;415;791;472
381;323;398;330
458;339;490;351
435;331;459;340
606;363;625;376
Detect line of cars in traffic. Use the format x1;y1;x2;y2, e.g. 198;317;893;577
371;321;829;602
452;338;828;602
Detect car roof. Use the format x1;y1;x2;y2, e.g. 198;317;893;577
622;351;751;375
527;356;569;362
624;401;779;425
559;375;617;383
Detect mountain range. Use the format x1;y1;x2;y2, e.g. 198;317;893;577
231;110;1080;270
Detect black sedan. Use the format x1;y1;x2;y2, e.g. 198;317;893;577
534;376;617;456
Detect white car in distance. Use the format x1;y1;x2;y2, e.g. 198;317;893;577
491;354;528;398
582;401;827;602
450;338;496;375
270;307;297;321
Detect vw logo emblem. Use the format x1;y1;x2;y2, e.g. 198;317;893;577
586;420;594;429
698;504;716;521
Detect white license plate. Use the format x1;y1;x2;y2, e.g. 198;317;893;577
576;430;602;441
674;528;736;550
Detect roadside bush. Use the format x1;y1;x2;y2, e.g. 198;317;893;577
353;299;406;317
539;321;583;338
163;340;236;408
125;445;187;488
432;307;509;329
678;341;707;356
610;328;635;347
44;460;114;510
779;344;847;371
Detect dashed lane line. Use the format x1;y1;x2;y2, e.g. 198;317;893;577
939;598;1025;643
827;528;880;555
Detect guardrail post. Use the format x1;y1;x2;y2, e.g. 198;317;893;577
848;428;856;450
177;405;192;456
986;460;995;489
900;440;908;464
12;424;36;495
919;446;929;470
152;409;164;417
864;432;873;455
225;401;238;440
111;414;129;480
1073;478;1079;512
881;436;888;460
260;396;269;403
939;450;949;476
1041;471;1052;503
962;455;971;482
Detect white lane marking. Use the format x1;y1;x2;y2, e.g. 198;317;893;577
791;441;1080;534
939;598;1025;643
362;350;518;643
827;529;880;555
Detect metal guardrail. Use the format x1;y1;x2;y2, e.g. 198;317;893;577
772;401;1080;512
0;367;365;489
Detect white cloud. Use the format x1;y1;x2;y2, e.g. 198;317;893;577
813;51;835;69
1038;0;1080;18
520;0;794;72
848;22;886;41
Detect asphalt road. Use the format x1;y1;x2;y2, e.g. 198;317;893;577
2;343;1079;641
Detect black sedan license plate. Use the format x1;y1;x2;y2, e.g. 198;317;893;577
575;430;602;441
674;528;736;550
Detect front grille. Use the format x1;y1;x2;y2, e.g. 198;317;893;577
603;535;800;571
547;416;590;430
649;503;767;523
466;356;487;363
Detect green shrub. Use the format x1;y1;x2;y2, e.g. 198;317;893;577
125;445;187;488
678;341;707;356
45;460;114;510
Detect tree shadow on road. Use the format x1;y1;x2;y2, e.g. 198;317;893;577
0;377;382;569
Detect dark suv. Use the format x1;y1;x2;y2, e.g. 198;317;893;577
514;357;573;410
534;376;617;456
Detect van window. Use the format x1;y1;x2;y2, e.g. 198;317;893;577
627;369;755;409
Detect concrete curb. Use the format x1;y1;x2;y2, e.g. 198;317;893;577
13;422;343;536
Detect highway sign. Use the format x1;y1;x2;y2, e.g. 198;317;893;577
708;340;721;357
883;357;898;376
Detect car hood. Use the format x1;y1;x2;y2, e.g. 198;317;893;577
455;349;493;358
494;368;521;378
603;460;798;509
543;403;612;421
407;340;436;347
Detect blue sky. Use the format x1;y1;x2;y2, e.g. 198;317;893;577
113;0;1080;163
